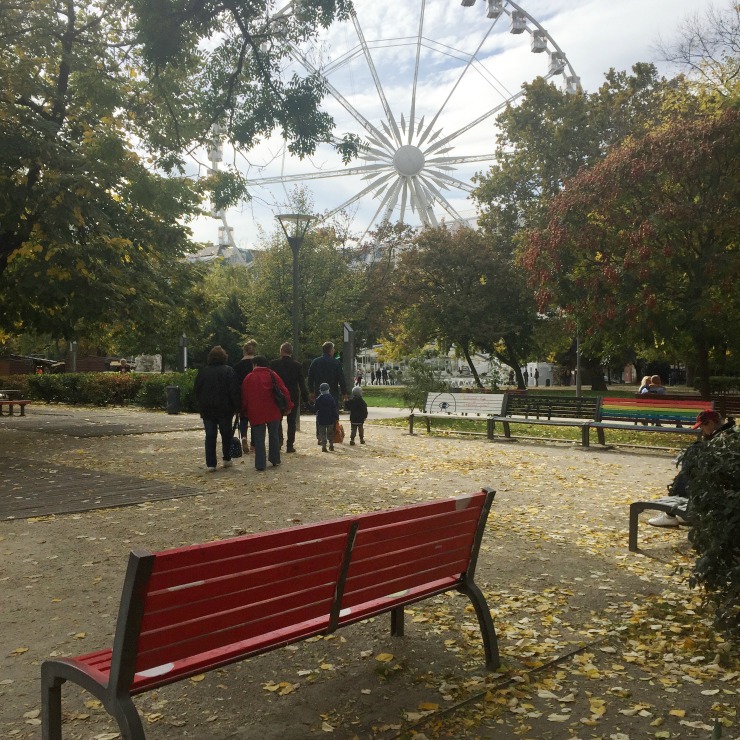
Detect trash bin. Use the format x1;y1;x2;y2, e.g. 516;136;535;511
545;378;551;387
165;385;180;415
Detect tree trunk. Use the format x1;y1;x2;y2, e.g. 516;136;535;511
694;341;711;399
461;345;483;388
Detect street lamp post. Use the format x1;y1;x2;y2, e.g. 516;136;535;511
276;213;315;361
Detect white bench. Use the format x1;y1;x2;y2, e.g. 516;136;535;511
409;392;505;439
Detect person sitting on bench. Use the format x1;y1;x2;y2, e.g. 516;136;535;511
649;409;736;527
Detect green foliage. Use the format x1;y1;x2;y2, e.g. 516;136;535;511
399;356;446;412
0;0;358;341
17;371;197;410
684;429;740;640
134;371;197;412
246;221;364;362
392;226;536;387
694;377;740;394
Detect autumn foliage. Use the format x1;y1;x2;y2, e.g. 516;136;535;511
520;109;740;392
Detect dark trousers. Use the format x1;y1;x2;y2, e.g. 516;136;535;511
350;423;364;442
202;416;233;468
251;421;281;470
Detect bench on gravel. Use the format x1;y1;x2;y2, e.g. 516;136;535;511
42;488;499;739
409;392;505;439
0;399;31;416
628;495;691;552
491;393;601;445
587;397;710;447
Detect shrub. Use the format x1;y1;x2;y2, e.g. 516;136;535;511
135;371;198;412
400;356;447;411
693;376;740;394
684;427;740;641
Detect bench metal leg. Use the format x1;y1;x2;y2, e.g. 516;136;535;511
486;418;494;440
459;582;500;670
628;503;641;552
110;696;146;740
502;421;511;438
41;670;64;740
19;404;26;417
597;427;606;446
581;425;590;447
391;605;404;636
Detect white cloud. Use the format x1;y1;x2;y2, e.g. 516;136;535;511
188;0;714;248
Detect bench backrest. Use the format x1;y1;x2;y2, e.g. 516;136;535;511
108;489;494;694
109;518;356;692
337;489;493;627
598;397;712;426
423;392;505;416
502;393;600;420
634;393;739;418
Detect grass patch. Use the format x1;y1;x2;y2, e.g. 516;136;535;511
376;414;695;451
360;386;405;407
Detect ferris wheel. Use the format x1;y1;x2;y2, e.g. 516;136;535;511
239;0;580;240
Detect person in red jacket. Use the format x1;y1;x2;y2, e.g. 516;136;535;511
241;356;293;471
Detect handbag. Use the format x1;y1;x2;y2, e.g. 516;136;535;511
334;421;345;444
229;415;243;459
270;371;289;414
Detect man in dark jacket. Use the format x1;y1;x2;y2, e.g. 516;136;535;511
194;345;240;471
233;339;257;453
307;341;348;404
270;342;310;453
307;341;349;445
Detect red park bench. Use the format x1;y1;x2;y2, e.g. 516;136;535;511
42;488;498;739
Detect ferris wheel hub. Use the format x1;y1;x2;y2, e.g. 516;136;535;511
393;145;425;177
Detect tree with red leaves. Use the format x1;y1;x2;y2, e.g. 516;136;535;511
520;109;740;397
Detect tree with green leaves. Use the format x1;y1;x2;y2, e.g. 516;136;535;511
520;108;740;397
391;225;536;388
245;227;364;363
0;0;358;343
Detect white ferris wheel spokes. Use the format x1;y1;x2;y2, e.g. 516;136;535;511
242;0;579;240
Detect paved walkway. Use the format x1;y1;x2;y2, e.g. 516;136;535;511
0;405;410;520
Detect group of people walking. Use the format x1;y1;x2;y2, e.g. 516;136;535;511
194;340;368;471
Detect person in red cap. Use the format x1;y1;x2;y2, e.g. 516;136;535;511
649;409;735;527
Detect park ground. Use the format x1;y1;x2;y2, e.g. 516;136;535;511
0;405;738;739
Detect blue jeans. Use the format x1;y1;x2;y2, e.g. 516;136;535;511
251;421;281;470
202;417;233;468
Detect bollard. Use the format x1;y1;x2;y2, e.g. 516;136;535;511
165;385;180;415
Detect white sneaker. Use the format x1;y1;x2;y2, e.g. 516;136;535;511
648;513;680;527
223;460;233;468
206;466;217;473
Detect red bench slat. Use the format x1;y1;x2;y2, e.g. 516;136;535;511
135;599;332;672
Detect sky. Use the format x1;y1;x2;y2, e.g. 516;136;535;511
187;0;716;250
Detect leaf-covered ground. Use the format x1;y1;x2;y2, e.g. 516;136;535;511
0;406;737;739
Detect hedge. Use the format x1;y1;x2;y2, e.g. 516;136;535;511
1;371;198;412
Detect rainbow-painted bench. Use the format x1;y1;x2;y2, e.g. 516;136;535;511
42;489;499;739
587;397;711;447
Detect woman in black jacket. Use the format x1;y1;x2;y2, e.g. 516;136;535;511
194;345;240;471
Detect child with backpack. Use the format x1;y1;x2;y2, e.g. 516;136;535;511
315;383;339;452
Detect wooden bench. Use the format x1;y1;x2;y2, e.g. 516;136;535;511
0;399;31;416
628;495;690;551
409;392;505;439
491;393;601;445
587;397;709;447
42;489;499;739
635;392;740;419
